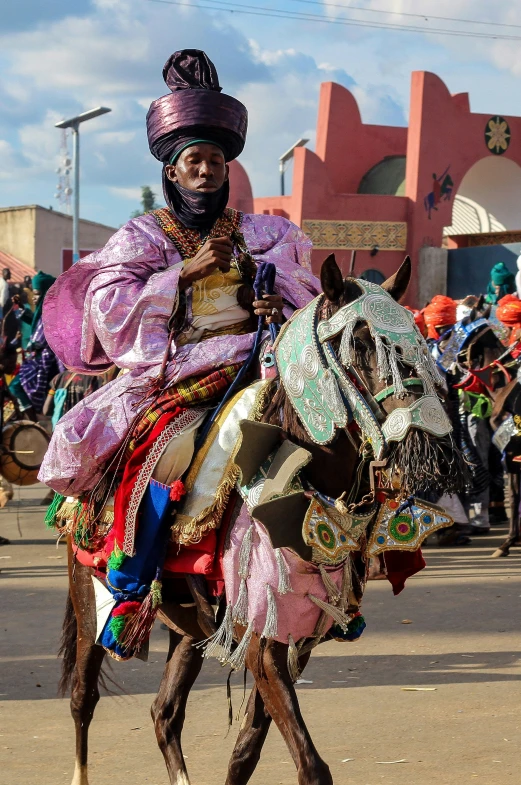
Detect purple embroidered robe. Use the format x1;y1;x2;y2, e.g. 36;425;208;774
39;213;320;494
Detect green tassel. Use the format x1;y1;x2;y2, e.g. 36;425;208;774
150;580;162;609
108;614;127;642
44;493;65;529
108;543;126;572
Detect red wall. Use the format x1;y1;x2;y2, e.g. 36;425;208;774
239;73;521;305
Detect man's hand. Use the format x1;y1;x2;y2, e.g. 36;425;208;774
253;294;284;324
178;236;233;290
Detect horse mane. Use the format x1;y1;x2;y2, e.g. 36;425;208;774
261;381;310;442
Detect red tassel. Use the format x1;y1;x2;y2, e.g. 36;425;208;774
112;600;141;617
169;479;186;502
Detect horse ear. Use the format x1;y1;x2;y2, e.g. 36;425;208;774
381;255;411;303
320;254;344;302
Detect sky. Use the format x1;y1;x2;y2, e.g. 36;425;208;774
2;0;521;228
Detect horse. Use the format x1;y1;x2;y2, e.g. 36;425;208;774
58;254;466;785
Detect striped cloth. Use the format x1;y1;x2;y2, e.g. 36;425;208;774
126;363;241;456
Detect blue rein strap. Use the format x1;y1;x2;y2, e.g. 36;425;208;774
194;261;278;450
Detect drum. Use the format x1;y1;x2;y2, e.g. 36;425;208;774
0;420;50;486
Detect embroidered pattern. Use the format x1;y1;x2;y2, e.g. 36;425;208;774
152;207;243;260
366;497;452;557
302;497;375;565
302;219;407;251
122;408;206;555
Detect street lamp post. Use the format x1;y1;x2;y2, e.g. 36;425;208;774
55;107;112;264
279;137;309;196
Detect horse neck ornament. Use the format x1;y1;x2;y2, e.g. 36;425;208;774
275;279;450;457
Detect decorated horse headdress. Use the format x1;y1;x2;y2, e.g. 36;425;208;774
275;277;451;457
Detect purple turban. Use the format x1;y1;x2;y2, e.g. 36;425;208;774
146;50;248;164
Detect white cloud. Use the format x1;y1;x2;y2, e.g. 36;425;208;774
3;0;517;224
108;186;142;200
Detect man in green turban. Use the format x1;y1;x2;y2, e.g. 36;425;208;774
485;262;516;304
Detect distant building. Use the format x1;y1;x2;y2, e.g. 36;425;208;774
0;205;116;279
229;72;521;304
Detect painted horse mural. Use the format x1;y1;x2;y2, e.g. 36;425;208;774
424;166;454;219
56;255;467;785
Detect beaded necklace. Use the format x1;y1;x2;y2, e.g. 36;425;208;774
152;207;243;260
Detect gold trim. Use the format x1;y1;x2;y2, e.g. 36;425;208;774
302;219;407;251
172;381;270;546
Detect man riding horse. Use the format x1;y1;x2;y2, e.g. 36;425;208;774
41;50;470;785
40;49;321;655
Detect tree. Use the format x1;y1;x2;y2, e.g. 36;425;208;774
130;186;159;218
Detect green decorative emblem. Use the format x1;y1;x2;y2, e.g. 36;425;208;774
485;116;511;155
367;497;452;557
302;496;374;565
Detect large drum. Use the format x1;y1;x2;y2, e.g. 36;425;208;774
0;420;50;486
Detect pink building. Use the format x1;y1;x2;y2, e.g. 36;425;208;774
229;72;521;305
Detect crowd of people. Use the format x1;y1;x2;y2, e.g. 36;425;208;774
0;267;114;524
406;259;521;547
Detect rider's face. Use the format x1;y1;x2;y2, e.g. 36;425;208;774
165;144;229;194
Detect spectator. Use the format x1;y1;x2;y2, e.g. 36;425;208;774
9;272;58;420
0;268;11;321
485;262;515;304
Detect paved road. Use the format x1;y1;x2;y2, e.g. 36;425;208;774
1;485;520;785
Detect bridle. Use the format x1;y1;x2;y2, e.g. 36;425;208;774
275;280;452;461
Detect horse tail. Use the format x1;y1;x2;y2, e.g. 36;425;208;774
58;590;77;696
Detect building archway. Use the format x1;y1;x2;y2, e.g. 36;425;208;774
444;156;521;237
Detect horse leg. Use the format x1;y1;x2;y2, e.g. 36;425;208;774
226;651;311;785
67;544;106;785
245;639;332;785
151;628;204;784
493;469;520;557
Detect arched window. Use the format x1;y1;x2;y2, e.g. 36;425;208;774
360;269;385;285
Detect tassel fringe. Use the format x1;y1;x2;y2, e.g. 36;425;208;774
261;585;278;639
228;620;254;671
338;313;358;368
275;548;293;594
319;565;341;605
340;558;353;611
44;492;65;529
308;594;351;632
287;634;301;682
232;577;249;625
170;465;240;546
196;603;234;662
238;524;254;579
119;579;163;654
374;333;390;382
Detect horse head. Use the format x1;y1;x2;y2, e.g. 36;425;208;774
270;253;466;501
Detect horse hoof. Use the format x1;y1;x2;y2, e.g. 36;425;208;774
491;548;508;558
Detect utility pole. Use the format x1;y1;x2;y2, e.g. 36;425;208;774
55;107;112;264
279;138;309;197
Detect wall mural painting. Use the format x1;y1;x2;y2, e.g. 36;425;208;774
485;116;511;155
424;166;454;219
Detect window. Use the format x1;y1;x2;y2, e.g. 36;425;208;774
360;269;385;285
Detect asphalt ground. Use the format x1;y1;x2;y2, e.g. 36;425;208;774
0;484;520;785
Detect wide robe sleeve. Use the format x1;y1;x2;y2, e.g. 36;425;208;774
42;216;181;373
240;214;320;315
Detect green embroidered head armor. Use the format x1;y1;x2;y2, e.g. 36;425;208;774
275;279;451;453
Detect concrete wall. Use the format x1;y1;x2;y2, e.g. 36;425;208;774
0;206;36;267
0;206;116;277
418;246;448;306
34;207;115;277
